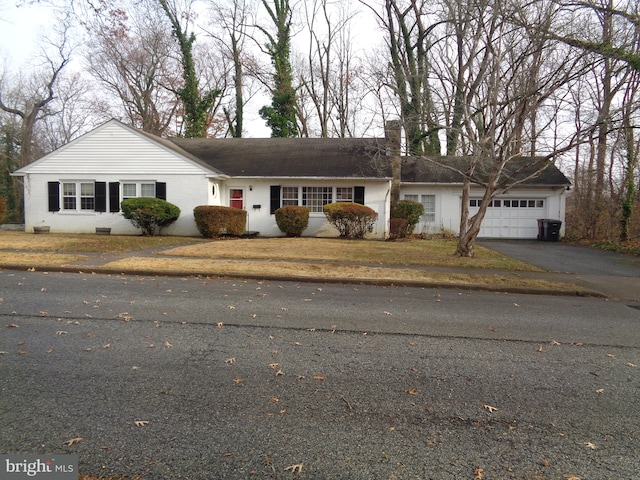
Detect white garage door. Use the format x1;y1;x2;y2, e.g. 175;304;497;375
470;198;546;238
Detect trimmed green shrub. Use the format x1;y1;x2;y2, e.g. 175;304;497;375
0;195;6;224
392;200;424;237
194;205;246;238
121;197;180;236
323;202;378;239
275;206;309;237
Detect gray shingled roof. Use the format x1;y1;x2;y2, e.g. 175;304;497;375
169;137;390;178
401;156;571;186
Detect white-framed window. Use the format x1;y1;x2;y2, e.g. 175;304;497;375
336;187;354;202
62;181;95;211
276;186;361;213
282;186;299;206
421;194;436;222
302;186;333;212
404;194;435;222
122;182;155;201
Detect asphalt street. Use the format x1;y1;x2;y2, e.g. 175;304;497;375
1;270;639;479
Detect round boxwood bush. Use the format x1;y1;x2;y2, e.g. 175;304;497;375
275;206;309;237
392;200;424;237
323;202;378;239
121;197;180;235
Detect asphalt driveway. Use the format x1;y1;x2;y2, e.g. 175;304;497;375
479;239;640;301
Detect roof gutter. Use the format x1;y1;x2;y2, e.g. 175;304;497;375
224;176;393;181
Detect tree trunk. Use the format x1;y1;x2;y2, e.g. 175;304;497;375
456;188;494;257
620;110;638;241
456;176;473;256
386;120;402;212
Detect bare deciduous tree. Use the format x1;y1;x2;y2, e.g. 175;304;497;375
85;0;179;135
430;0;585;256
205;0;256;137
0;25;71;167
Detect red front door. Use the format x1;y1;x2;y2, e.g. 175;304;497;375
230;189;244;209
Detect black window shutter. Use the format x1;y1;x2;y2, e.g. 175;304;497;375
270;186;281;214
156;182;167;200
109;182;120;212
354;186;365;205
48;182;60;212
95;182;107;212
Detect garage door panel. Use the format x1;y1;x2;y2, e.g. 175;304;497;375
470;198;546;238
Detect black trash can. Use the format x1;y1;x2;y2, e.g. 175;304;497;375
543;219;562;241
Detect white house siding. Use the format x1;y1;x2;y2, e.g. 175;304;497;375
21;121;210;176
16;121;216;235
21;173;210;235
221;180;391;239
400;185;567;239
400;186;460;235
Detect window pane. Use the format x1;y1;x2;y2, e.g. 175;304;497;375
140;183;155;197
336;187;353;202
421;194;435;222
81;197;95;210
282;186;299;206
62;183;76;210
493;200;501;207
63;197;76;210
80;183;95;210
404;194;418;201
123;184;136;198
80;183;94;196
63;183;76;196
302;187;332;213
537;200;544;208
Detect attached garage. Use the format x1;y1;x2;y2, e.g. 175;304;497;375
400;157;570;240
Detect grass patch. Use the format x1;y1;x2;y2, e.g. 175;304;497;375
162;237;542;271
99;256;579;291
0;252;88;266
0;231;203;253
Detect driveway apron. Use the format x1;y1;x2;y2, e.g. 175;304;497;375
479;239;640;301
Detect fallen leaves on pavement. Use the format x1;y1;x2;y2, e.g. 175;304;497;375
62;437;83;446
284;463;303;473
